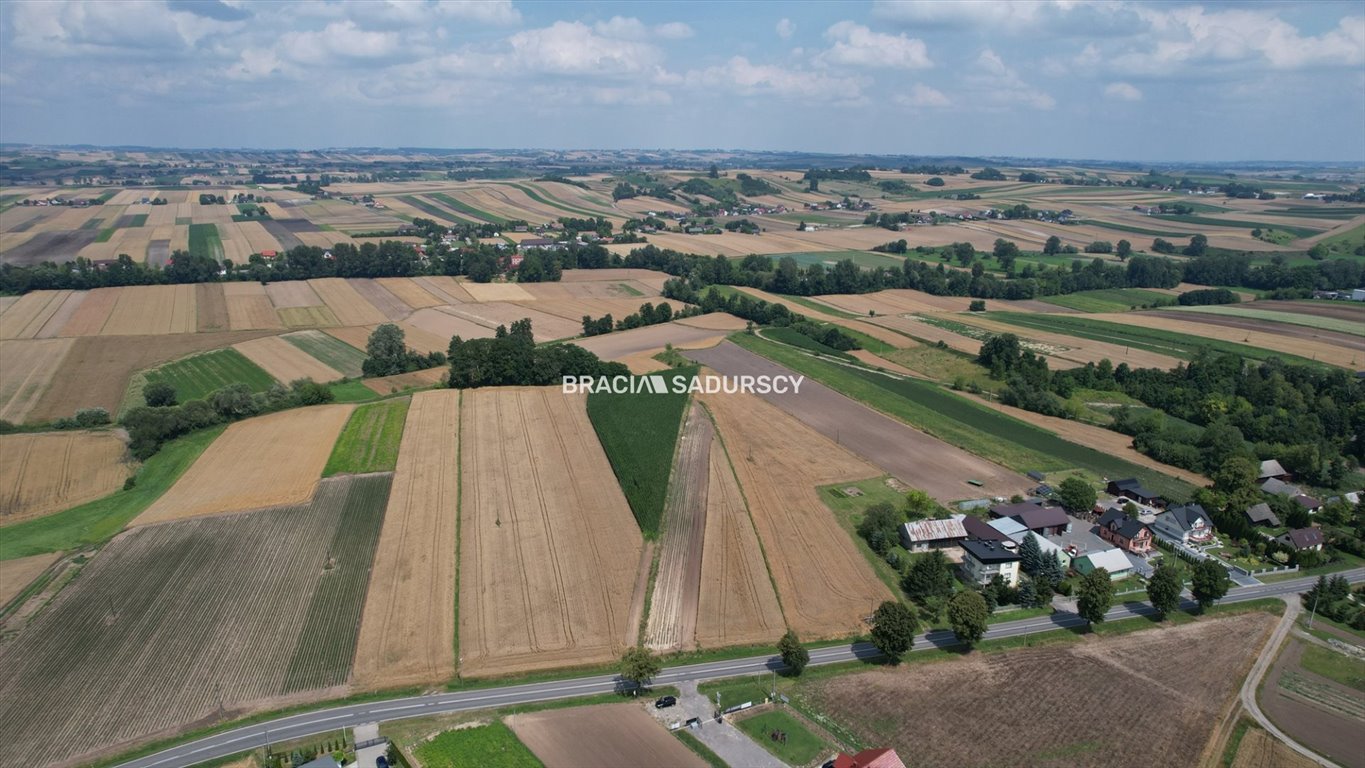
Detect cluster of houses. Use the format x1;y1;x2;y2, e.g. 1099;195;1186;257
898;462;1333;589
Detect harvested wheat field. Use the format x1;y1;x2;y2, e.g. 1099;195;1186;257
405;309;496;346
265;280;324;309
459;280;535;303
0;291;73;340
0;552;62;606
0;474;389;767
362;367;446;395
1229;727;1319;768
133;404;354;526
701;387;892;638
233;335;344;383
441;302;581;342
459;388;644;676
376;277;445;309
507;703;706;768
951;313;1184;370
100;285;197;336
1126;311;1363;369
733;286;916;349
224;283;284;331
310;278;388;326
348;278;411;322
0;432;130;525
560;268;669;292
695;418;786;648
195;283;229;332
0;337;74;423
58;287;116;336
573;320;731;362
414;276;474;304
805;612;1278;768
27;331;278;422
817;288;980;315
352;391;460;689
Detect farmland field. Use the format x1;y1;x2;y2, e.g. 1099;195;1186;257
323;397;409;476
0;551;62;606
134;404;354;526
1038;288;1174;313
458;387;643;676
0;337;74;422
0;432;130;525
187;222;223;260
142;347;276;402
233;335;345;383
414;721;543;768
352;390;459;689
1166;303;1365;337
506;703;706;768
700;385;892;638
0;473;390;766
586;368;693;537
803;612;1276;768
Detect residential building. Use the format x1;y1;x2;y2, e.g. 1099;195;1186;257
959;539;1021;587
1258;459;1291;482
1244;502;1281;528
519;238;556;250
1153;503;1216;545
1292;494;1323;514
898;517;968;552
1277;528;1324;551
1260;477;1302;497
834;748;906;768
1096;508;1154;555
1047;525;1113;564
1072;547;1133;580
1106;478;1162;507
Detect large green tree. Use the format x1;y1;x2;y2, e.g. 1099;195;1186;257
1076;567;1115;629
901;550;955;605
946;590;989;647
1190;559;1230;612
619;646;662;693
778;630;809;675
1056;477;1097;514
870;601;918;662
1147;561;1183;619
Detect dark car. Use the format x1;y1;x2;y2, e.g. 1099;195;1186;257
377;757;390;768
654;695;678;709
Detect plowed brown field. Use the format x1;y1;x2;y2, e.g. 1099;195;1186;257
133;404;353;526
507;703;706;768
352;390;460;689
458;388;643;676
0;432;130;525
701;388;891;638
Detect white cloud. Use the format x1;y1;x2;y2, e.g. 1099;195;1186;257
818;21;931;70
896;83;950;107
433;0;520;25
654;21;694;40
505;22;662;76
592;17;692;41
9;0;238;55
872;0;1055;28
686;56;865;100
776;18;796;39
966;49;1056;110
279;20;405;64
1104;81;1143;101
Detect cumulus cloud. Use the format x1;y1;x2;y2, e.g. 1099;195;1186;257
654;21;694;40
818;21;932;70
1104;81;1143;101
872;0;1055;28
776;18;796;39
966;49;1056;110
896;83;950;107
1114;6;1365;73
506;22;662;76
686;56;865;101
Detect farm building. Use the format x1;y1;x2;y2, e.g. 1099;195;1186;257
898;517;968;552
1106;478;1163;507
959;539;1021;587
833;748;907;768
519;238;557;250
1243;502;1281;528
1260;477;1301;497
1277;528;1324;551
1258;459;1291;482
1072;547;1133;580
988;500;1044;519
1096;508;1154;555
1154;503;1216;545
987;516;1030;542
962;514;1012;543
990;501;1071;536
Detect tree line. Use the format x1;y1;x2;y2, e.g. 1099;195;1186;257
447;319;627;389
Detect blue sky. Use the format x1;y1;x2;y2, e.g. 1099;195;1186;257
1;0;1362;162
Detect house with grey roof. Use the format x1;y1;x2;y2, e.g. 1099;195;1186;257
1244;502;1281;528
1277;527;1324;551
1096;508;1154;555
1260;477;1302;497
1153;503;1215;545
1072;547;1134;580
1258;459;1290;481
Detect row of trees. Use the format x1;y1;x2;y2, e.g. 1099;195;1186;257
579;301;702;337
447;319;628;389
126;378;334;460
362;324;447;377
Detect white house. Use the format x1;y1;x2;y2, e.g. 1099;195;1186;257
959;539;1021;587
1071;547;1133;580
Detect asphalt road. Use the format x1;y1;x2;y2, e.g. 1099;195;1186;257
118;568;1363;768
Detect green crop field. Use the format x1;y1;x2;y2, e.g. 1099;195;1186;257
324;398;409;476
397;195;465;224
283;330;368;377
1079;219;1197;238
127;213;148;227
94;227;116;243
0;474;390;765
508;183;603;218
187;223;223;260
732;333;1193;500
1152;214;1321;238
1039;289;1175;313
1317;221;1365;257
586;367;694;537
1169;305;1365;336
0;426;224;561
1298;644;1365;692
414;721;543;768
429;192;504;224
735;710;826;766
761;326;856;360
982;312;1327;368
144;348;276;403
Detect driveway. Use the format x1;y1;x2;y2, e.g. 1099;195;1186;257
647;681;787;768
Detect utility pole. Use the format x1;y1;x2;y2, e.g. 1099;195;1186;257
1308;589;1321;629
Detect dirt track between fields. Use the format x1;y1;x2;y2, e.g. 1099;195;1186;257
643;403;711;652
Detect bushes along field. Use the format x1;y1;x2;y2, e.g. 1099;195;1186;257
586;367;694;537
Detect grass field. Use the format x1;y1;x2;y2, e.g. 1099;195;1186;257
188;223;223;260
982;312;1327;367
429;192;505;224
414;722;543;768
283;330;369;377
1298;644;1365;692
731;333;1193;500
328;379;379;402
1169;304;1365;336
1317;221;1365;257
0;426;223;560
1152;213;1321;238
1078;219;1197;238
95;227;116;243
761;326;856;359
734;710;827;765
128;213;148;227
508;182;603;218
586;368;694;537
1040;288;1174;313
143;348;276;402
323;398;409;476
397;195;466;224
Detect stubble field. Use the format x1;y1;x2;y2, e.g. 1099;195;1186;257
506;703;706;768
0;432;130;525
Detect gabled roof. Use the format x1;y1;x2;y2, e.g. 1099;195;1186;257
962;515;1011;542
961;538;1021;564
1292;494;1322;510
1260;478;1301;497
834;748;907;768
1098;508;1149;539
1012;505;1071;532
1258;459;1288;479
1282;527;1324;549
1073;547;1131;575
988;500;1043;518
900;517;967;543
1244;502;1281;526
1160;503;1211;532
